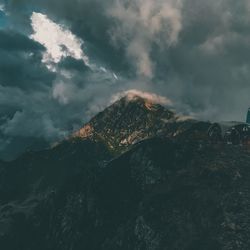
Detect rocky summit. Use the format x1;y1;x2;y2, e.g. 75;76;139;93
72;95;176;152
1;94;250;250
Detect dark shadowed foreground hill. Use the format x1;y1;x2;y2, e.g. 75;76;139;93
1;95;250;250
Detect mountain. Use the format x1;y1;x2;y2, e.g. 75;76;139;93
72;94;209;153
1;94;250;250
72;95;176;152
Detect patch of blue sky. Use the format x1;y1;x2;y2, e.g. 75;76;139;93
0;10;7;29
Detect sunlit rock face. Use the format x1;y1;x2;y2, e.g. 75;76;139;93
73;124;94;139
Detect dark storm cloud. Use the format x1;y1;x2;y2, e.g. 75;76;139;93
153;0;250;120
2;0;250;159
0;29;55;89
58;57;89;72
0;29;43;51
0;29;57;144
0;28;60;159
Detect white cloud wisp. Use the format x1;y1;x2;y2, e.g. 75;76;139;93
30;12;90;68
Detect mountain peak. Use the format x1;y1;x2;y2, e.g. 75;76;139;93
72;92;175;153
112;89;172;106
109;89;174;114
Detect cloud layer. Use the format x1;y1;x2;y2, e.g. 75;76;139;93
1;0;250;159
108;0;183;78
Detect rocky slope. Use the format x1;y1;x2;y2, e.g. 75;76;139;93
72;95;175;150
0;95;250;250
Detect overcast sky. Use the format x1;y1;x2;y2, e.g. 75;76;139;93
1;0;250;159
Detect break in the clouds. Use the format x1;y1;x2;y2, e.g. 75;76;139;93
1;0;250;159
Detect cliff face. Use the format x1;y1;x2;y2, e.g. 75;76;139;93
1;95;250;250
